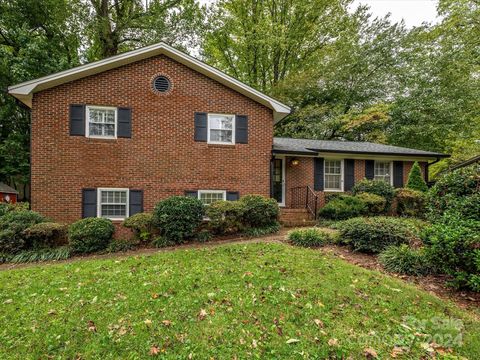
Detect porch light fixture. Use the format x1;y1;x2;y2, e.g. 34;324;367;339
290;158;300;167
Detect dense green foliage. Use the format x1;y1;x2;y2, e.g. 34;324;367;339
205;200;245;235
152;196;205;243
2;246;72;264
123;213;154;242
406;162;428;192
22;222;67;249
336;217;423;253
288;228;331;247
0;210;46;253
355;192;386;215
318;195;365;220
352;179;395;211
395;188;426;218
239;195;279;228
68;218;114;253
3;242;478;359
379;244;433;276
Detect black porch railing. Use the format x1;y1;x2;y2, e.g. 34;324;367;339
289;186;318;218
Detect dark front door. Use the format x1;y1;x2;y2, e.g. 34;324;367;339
272;158;285;206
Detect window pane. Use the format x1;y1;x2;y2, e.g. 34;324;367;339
210;129;232;143
325;174;341;190
208;115;234;143
88;108;116;137
199;192;224;205
100;190;127;218
374;162;391;183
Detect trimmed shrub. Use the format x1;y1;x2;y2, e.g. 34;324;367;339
22;222;68;249
123;213;154;242
196;229;213;243
0;202;30;217
152;196;205;243
352;179;395;211
240;195;279;228
68;218;114;253
206;200;245;234
319;195;365;220
355;192;386;215
288;228;331;247
243;222;281;237
406;161;428;192
336;217;421;253
0;210;46;253
422;216;480;291
395;188;425;218
379;244;433;276
106;238;139;253
151;236;175;248
426;164;480;221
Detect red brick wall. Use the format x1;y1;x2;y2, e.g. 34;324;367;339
31;54;273;223
282;157;427;210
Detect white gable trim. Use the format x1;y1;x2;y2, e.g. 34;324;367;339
8;42;290;122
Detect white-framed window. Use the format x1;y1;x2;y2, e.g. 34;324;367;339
97;188;129;220
86;106;117;138
324;159;344;191
198;190;226;205
374;161;393;184
207;114;235;144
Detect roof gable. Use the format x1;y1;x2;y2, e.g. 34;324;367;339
8;42;290;122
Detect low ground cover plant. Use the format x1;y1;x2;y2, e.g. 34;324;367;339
68;217;114;254
379;244;434;276
288;228;331;247
336;216;423;253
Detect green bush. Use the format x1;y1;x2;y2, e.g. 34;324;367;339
196;229;213;243
68;218;114;253
427;164;480;221
152;196;205;243
0;202;30;217
336;217;421;253
395;188;425;218
106;238;139;253
243;222;281;237
406;161;428;192
318;195;365;220
355;192;386;215
379;244;433;276
352;179;395;211
206;200;245;234
422;216;480;291
123;213;154;242
22;222;68;249
240;195;279;228
288;228;331;247
0;210;46;253
151;236;175;248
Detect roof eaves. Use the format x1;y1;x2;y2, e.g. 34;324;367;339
306;148;450;158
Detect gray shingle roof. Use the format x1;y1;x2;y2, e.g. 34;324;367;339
0;183;18;194
273;137;449;158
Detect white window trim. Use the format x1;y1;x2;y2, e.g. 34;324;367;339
207;113;235;145
97;188;129;220
324;159;344;192
198;190;227;205
86;105;118;139
374;160;394;186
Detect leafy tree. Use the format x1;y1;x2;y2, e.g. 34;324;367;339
406;162;428;192
201;0;349;92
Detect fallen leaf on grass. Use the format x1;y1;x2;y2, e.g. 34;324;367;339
328;338;338;346
198;309;208;320
363;347;378;358
286;338;300;344
390;346;404;358
144;319;152;326
87;320;97;332
3;299;12;304
150;346;160;355
162;320;172;326
313;319;324;328
48;309;57;315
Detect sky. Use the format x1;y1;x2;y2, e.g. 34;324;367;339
351;0;440;27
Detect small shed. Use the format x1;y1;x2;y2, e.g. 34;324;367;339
0;183;18;204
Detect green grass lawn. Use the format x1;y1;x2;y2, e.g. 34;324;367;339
1;242;479;359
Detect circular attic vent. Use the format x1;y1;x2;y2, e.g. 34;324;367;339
152;75;171;93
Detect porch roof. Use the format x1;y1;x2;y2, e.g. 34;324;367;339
273;137;449;158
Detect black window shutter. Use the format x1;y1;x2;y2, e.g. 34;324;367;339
117;107;132;138
393;161;404;188
129;190;143;216
82;188;97;218
70;104;85;136
344;159;355;191
226;191;239;201
235;115;248;144
194;112;208;142
365;160;375;180
314;158;324;191
185;190;198;198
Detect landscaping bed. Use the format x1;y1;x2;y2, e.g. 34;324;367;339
1;242;480;359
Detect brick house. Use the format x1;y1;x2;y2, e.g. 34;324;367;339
8;42;448;225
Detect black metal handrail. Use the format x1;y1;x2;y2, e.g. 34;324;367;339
289;186;318;218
